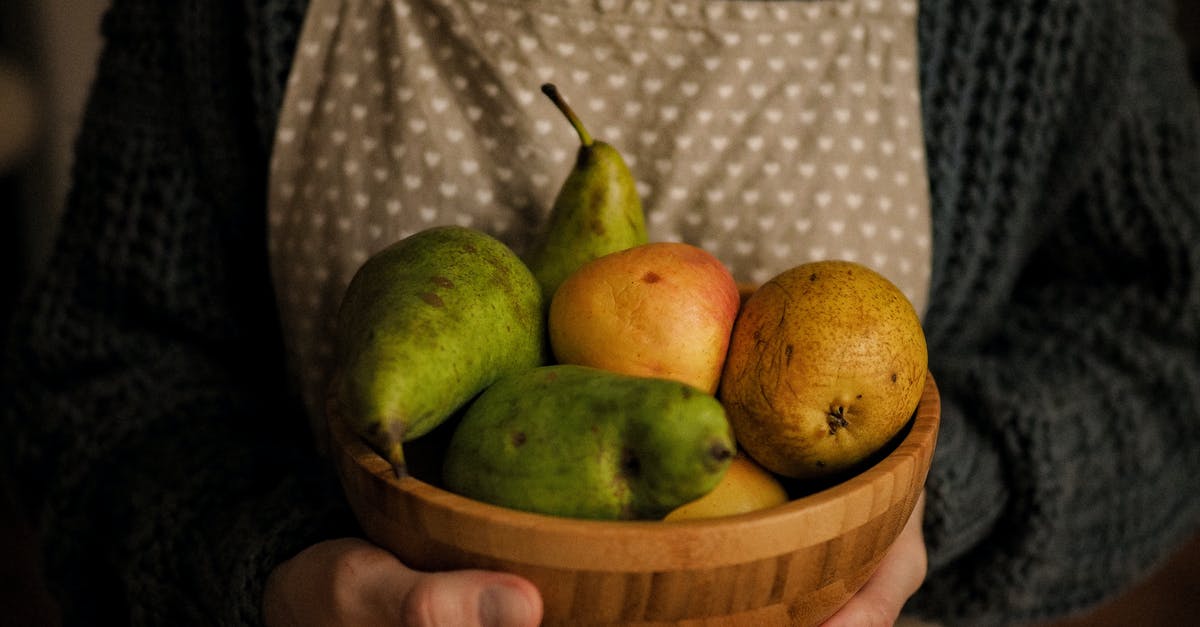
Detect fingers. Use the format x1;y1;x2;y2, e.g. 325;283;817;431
821;492;928;627
262;537;543;627
397;568;543;627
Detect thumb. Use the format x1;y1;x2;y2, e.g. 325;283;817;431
394;568;543;627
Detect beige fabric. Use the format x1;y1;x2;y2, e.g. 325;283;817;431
268;0;933;437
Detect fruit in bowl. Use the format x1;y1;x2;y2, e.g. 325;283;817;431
662;451;789;521
324;82;936;622
328;225;546;476
549;241;741;394
441;364;736;521
721;260;929;480
328;372;938;626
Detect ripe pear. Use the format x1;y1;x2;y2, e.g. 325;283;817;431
526;83;647;302
663;452;789;521
548;242;741;394
331;226;546;476
718;260;928;479
442;365;735;520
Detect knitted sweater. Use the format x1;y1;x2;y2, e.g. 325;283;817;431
4;0;1200;625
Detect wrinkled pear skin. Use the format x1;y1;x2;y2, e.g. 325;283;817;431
333;225;546;473
719;260;927;480
443;365;735;520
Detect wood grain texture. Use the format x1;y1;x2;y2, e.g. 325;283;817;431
331;373;940;626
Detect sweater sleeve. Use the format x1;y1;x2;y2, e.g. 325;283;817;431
1;1;355;624
912;2;1200;624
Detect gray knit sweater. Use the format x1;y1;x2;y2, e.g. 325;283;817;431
4;1;1200;625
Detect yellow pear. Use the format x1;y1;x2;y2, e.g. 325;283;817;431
718;260;927;479
663;453;789;521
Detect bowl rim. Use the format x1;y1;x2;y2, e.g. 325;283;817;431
331;371;940;571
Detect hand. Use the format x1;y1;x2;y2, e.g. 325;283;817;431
262;537;543;627
820;492;928;627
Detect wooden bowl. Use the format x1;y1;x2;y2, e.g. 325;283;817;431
330;372;940;626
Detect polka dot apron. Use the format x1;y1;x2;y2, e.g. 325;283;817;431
268;0;933;442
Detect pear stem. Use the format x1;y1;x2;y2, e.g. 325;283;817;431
541;83;593;147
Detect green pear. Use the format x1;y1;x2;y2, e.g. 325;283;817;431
526;83;648;302
442;365;735;520
332;225;546;476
